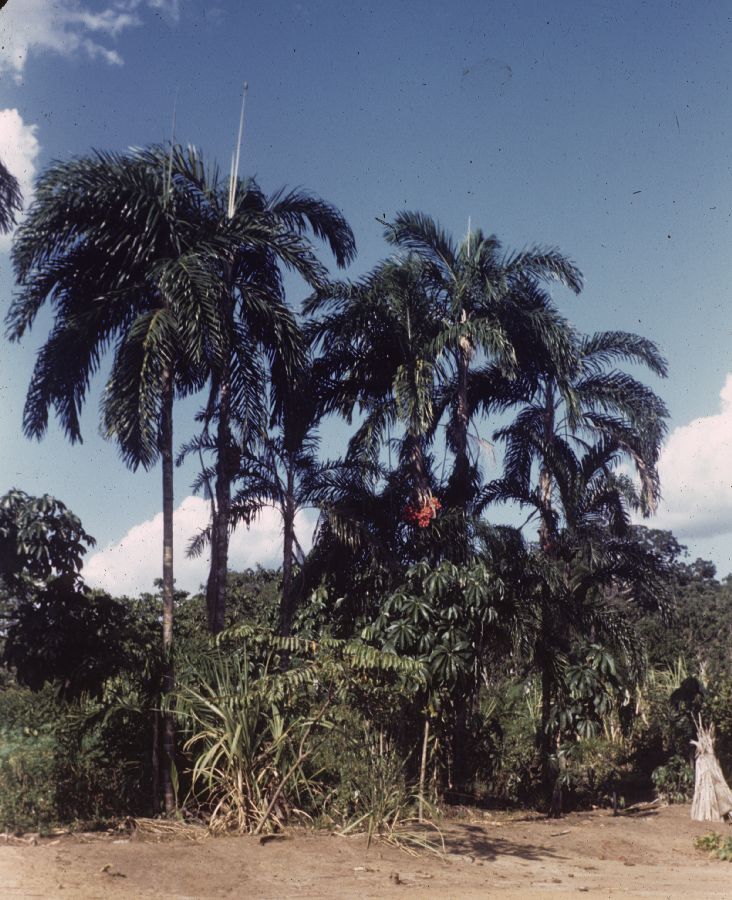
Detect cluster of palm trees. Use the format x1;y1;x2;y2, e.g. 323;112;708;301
3;143;670;812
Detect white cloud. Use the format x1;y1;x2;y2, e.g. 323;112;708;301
84;495;317;597
653;374;732;539
0;1;182;82
0;109;40;251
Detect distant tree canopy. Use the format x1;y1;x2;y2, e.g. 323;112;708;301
632;526;732;675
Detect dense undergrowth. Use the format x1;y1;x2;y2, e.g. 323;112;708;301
2;563;731;834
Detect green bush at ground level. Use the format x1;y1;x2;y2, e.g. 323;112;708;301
694;831;732;861
0;685;154;831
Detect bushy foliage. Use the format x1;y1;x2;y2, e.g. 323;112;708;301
0;490;95;589
651;755;694;803
3;583;159;699
171;628;425;833
173;649;322;833
0;685;155;830
695;831;732;861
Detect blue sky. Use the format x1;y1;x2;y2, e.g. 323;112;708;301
2;0;732;592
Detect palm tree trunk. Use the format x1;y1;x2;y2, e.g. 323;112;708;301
418;716;430;822
405;433;429;501
209;370;233;634
160;370;176;815
538;382;556;554
205;510;220;632
207;256;237;636
279;469;296;636
454;338;471;507
539;624;556;814
538;381;559;813
538;466;554;554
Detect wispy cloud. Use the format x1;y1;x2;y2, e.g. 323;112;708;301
0;1;183;82
0;109;40;251
652;374;732;540
147;0;182;20
84;495;317;597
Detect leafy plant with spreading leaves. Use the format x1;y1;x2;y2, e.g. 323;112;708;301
172;628;425;834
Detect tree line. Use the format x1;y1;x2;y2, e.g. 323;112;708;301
1;145;674;816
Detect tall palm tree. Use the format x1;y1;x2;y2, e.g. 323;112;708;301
6;145;221;813
484;329;669;810
0;157;21;234
171;169;355;634
383;212;583;514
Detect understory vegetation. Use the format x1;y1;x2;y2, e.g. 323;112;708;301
2;549;731;834
1;146;731;835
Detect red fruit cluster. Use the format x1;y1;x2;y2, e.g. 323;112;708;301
402;496;441;527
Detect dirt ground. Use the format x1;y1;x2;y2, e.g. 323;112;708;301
1;803;731;899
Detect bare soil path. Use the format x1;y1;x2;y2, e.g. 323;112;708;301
1;804;730;899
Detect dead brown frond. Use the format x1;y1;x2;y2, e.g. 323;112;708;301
130;817;207;841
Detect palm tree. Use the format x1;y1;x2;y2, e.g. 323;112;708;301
236;395;320;635
484;330;669;811
485;329;669;551
307;256;442;508
186;361;338;635
169;168;355;634
6;145;219;813
383;212;583;514
0;157;21;233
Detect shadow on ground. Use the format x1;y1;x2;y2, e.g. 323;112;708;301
442;823;563;863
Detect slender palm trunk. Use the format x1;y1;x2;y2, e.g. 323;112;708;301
160;371;176;815
405;433;429;502
279;469;296;635
207;261;237;635
205;508;220;631
539;467;553;544
208;370;232;634
538;383;556;554
453;337;471;507
538;381;560;815
418;716;430;822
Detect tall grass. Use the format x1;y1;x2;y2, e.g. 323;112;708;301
173;649;326;833
172;630;428;838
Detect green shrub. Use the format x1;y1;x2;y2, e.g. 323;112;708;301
694;831;732;861
651;755;694;803
0;685;154;830
314;712;411;823
0;727;57;831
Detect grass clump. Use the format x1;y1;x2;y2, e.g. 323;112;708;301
694;831;732;861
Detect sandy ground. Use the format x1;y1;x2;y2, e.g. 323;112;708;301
1;803;731;899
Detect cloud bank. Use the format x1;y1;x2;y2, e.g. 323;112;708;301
0;0;181;81
84;495;317;597
653;374;732;540
0;109;40;250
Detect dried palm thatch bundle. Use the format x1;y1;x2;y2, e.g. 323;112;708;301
691;717;732;822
